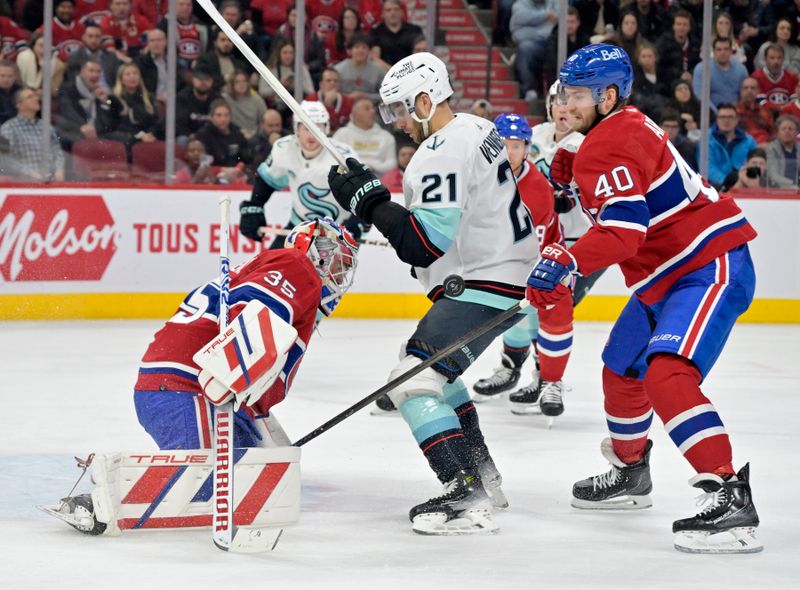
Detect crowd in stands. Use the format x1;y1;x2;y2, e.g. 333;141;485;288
0;0;797;191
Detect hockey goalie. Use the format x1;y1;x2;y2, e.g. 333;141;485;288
41;218;359;540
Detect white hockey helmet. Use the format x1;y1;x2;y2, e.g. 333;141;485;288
378;51;453;137
294;100;330;136
546;81;559;123
285;217;358;316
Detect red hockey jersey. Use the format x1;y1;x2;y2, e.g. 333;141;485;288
517;160;563;251
135;249;322;416
569;107;756;305
0;16;28;62
38;19;85;62
100;13;151;54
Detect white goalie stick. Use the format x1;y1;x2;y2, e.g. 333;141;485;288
196;0;348;169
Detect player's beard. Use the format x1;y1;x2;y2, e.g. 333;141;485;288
406;119;425;144
565;108;594;134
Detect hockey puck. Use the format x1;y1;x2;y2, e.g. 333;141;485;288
443;274;465;297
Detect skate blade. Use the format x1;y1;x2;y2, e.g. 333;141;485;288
571;494;653;511
471;391;505;403
673;527;763;554
486;487;509;510
38;504;96;532
510;404;542;416
411;509;499;536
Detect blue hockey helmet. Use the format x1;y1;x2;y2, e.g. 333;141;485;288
558;44;633;105
493;113;532;143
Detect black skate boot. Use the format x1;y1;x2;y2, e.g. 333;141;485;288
672;463;762;554
472;353;521;402
369;393;398;416
538;380;565;427
39;494;107;536
572;439;654;510
410;469;498;535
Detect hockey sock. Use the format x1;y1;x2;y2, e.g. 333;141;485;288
501;317;534;367
603;366;653;464
536;327;572;381
444;379;490;464
645;354;734;476
399;395;473;483
502;343;529;368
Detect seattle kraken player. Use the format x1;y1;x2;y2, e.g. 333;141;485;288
239;100;365;247
527;44;761;553
328;52;538;535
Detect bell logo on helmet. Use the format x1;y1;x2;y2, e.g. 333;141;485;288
600;47;625;61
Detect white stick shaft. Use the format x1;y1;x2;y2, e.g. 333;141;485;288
195;0;347;168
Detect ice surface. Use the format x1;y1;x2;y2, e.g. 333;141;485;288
1;319;798;589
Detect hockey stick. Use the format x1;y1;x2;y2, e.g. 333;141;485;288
258;225;392;248
195;0;347;168
292;298;531;447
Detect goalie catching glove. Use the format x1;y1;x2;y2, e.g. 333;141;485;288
193;300;298;409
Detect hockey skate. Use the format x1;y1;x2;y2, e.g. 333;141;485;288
571;439;654;510
476;456;509;510
369;394;398;416
673;463;762;554
39;494;107;536
410;469;499;535
472;353;520;402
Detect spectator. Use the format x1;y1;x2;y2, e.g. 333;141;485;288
737;76;776;144
133;28;168;107
175;64;218;143
660;108;697;171
223;68;266;139
613;10;644;64
332;6;361;64
195;98;252;167
703;102;758;188
156;0;209;83
779;78;800;121
113;62;159;149
274;5;297;42
655;9;700;83
306;67;354;132
258;39;313;108
0;15;29;61
470;98;493;121
332;97;395;174
247;107;285;167
44;0;85;63
753;43;800;114
359;0;387;33
133;0;166;27
65;23;120;88
249;0;293;51
380;138;416;193
574;0;620;43
630;42;668;121
665;79;704;140
765;114;800;187
710;11;749;65
727;0;762;54
692;37;749;109
333;33;384;103
0;59;19;125
412;34;427;54
369;0;423;69
195;30;248;94
0;87;65;181
73;0;112;26
754;17;800;75
216;0;265;60
16;32;67;97
174;137;247;185
56;58;125;151
510;0;557;100
730;147;770;191
629;0;667;42
543;7;590;90
307;0;345;22
307;15;336;87
100;0;150;60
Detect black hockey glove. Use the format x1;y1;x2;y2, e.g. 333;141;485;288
328;157;390;224
552;183;579;214
239;200;266;241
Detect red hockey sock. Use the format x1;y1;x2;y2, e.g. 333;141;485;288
603;366;651;464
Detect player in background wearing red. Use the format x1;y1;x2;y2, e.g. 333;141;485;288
527;44;761;553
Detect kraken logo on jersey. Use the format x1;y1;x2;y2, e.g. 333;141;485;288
296;182;340;221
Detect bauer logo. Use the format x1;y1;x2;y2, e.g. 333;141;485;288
0;194;118;281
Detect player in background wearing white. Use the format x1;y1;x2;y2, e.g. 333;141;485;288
473;83;600;406
239;100;367;247
468;113;574;426
45;219;359;536
526;44;761;553
328;52;539;535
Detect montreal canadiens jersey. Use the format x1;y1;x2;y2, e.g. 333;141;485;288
569;107;757;305
257;136;359;226
403;113;538;308
529;121;593;242
135;249;321;416
517;160;563;250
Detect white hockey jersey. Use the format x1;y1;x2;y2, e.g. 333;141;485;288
256;136;359;225
403;113;538;309
529;122;593;242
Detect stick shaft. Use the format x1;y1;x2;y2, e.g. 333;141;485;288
195;0;347;168
292;299;530;447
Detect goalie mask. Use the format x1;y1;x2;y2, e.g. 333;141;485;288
285;218;358;316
